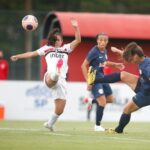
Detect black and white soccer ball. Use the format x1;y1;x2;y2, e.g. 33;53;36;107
22;15;38;31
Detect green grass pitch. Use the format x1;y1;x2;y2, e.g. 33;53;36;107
0;121;150;150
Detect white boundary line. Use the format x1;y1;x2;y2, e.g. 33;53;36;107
0;127;42;131
0;127;71;136
0;127;150;143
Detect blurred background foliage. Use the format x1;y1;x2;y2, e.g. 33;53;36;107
0;0;150;80
1;0;150;14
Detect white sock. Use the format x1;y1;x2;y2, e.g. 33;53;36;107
50;72;59;81
47;113;59;127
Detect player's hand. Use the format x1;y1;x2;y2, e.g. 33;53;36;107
10;56;18;61
70;18;78;28
99;62;107;68
115;63;125;70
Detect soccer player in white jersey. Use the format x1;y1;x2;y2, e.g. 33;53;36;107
10;18;81;131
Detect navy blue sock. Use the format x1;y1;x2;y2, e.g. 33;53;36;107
95;73;121;83
115;113;131;133
96;105;104;126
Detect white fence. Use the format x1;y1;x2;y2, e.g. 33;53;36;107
0;80;150;121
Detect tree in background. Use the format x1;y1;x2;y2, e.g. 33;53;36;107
1;0;150;14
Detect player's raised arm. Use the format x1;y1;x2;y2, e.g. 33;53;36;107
70;18;81;50
10;51;39;61
111;47;123;56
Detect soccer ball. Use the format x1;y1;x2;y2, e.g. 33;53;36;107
22;15;38;31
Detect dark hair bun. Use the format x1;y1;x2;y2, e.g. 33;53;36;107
53;28;60;33
47;28;62;46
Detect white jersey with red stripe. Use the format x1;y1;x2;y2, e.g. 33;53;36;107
37;43;73;79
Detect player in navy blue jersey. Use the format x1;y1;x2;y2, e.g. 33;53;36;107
88;42;150;133
81;32;124;131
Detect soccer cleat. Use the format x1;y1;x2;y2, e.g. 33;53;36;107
94;125;105;132
43;122;54;132
105;128;117;134
105;128;124;134
56;58;63;74
87;66;97;85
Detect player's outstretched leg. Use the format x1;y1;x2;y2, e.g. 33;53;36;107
87;67;121;85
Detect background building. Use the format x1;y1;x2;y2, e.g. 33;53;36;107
41;11;150;81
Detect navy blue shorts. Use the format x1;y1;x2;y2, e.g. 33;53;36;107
133;92;150;108
92;83;112;99
133;78;150;108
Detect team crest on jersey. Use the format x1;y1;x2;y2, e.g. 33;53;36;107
98;89;104;94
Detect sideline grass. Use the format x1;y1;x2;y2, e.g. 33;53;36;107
0;121;150;150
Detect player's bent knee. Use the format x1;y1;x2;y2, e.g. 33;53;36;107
123;106;131;114
45;76;57;88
